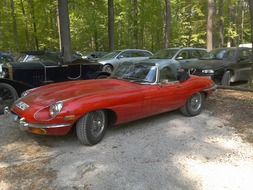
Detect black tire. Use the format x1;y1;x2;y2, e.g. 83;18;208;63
180;92;204;116
103;64;113;73
221;71;231;86
76;110;108;145
0;83;19;114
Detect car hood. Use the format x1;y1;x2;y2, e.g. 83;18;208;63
182;59;228;70
21;79;138;106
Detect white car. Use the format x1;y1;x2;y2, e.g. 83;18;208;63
97;49;153;73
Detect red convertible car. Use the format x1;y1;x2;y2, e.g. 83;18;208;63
6;61;216;145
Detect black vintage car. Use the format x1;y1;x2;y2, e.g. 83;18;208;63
182;47;253;85
0;51;109;113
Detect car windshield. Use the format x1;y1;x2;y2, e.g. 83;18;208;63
17;53;60;63
150;49;179;59
111;62;157;83
200;49;228;60
101;51;121;59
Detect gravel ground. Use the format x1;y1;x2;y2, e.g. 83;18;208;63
1;90;253;190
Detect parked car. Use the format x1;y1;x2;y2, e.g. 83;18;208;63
182;47;253;85
0;51;109;114
0;52;15;64
97;49;153;73
151;47;207;65
6;60;216;145
81;51;108;61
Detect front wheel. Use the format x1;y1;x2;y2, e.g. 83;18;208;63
221;71;231;86
0;83;19;114
180;92;204;116
102;64;113;73
76;110;108;145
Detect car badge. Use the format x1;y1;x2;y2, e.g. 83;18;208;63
16;101;30;111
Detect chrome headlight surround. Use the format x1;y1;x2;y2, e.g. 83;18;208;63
49;101;64;118
202;69;214;74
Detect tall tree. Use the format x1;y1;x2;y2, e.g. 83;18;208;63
218;0;225;47
19;0;29;49
10;0;19;51
164;0;171;48
108;0;114;51
249;0;253;54
132;0;138;48
207;0;215;51
28;0;39;50
58;0;72;63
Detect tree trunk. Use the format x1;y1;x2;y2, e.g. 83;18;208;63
20;0;29;49
249;0;253;57
218;0;224;47
248;0;253;86
207;0;215;51
10;0;19;51
108;0;114;51
132;0;138;48
164;0;171;48
57;0;72;63
28;0;39;50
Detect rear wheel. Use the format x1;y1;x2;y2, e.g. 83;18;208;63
0;83;18;114
76;110;108;145
180;92;204;116
221;71;231;86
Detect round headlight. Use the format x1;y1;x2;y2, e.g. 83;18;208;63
49;101;63;118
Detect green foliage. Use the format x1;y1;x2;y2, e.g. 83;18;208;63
0;0;251;53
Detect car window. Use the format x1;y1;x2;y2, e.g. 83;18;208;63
120;51;132;58
142;51;152;57
176;50;189;59
225;50;236;60
239;49;251;60
159;66;177;82
0;55;13;63
151;49;179;59
190;50;206;58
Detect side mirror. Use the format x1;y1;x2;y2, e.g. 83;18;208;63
176;56;183;60
177;70;189;82
117;55;124;59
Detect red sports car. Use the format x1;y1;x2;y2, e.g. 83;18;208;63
6;61;216;145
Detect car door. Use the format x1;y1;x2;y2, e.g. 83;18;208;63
175;50;191;65
234;49;252;81
143;66;186;116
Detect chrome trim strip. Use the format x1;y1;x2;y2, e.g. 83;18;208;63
22;122;71;129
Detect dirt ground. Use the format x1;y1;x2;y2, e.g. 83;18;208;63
0;89;253;190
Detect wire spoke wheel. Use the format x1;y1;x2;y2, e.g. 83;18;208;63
0;83;18;114
76;110;108;145
89;111;106;138
190;93;202;112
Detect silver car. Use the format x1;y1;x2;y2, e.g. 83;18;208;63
151;47;207;65
97;49;153;73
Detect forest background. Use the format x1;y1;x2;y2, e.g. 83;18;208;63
0;0;251;54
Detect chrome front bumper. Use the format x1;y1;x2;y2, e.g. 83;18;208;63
4;107;71;131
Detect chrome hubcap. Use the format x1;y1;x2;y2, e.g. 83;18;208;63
90;111;105;138
190;94;202;112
